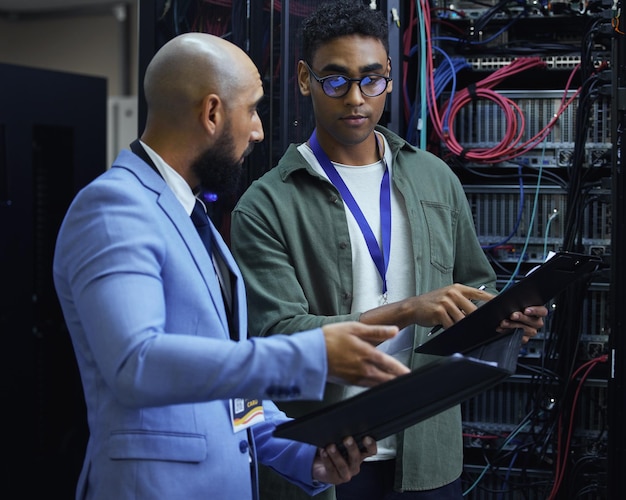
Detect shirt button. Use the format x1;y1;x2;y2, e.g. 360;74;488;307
339;241;348;249
239;440;249;453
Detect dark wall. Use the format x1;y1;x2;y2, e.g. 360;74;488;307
0;62;106;498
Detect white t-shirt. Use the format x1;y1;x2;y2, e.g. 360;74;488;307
299;133;415;460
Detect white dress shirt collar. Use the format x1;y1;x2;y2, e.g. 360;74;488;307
139;140;201;215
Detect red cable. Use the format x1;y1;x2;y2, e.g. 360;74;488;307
548;354;608;499
435;58;581;163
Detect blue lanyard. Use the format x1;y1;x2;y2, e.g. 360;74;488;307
309;129;391;298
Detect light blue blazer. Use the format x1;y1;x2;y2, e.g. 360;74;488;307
53;149;329;499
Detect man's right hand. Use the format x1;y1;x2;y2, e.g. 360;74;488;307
322;322;410;387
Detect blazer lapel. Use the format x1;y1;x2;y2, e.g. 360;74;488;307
118;145;233;339
157;191;232;339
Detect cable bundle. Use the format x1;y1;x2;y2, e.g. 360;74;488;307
429;57;581;164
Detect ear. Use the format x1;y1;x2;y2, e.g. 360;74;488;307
297;60;311;97
200;93;222;136
386;58;393;94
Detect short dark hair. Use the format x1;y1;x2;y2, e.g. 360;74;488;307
301;0;389;64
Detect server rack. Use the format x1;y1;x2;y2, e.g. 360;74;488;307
137;1;624;497
410;1;622;497
607;14;626;497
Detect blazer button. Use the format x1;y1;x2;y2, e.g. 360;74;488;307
239;440;249;453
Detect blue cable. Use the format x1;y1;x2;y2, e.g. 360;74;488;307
405;45;469;144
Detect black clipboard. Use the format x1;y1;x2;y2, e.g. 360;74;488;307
414;252;601;356
273;353;510;449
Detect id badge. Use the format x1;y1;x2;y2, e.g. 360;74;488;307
230;398;265;433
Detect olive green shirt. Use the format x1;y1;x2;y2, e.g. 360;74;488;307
232;126;497;497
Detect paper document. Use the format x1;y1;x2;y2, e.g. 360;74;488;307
377;326;414;362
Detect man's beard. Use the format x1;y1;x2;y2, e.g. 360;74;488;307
191;128;252;196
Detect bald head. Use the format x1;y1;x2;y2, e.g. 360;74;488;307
139;33;263;183
142;33;259;136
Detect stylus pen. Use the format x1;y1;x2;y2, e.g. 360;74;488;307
427;285;486;336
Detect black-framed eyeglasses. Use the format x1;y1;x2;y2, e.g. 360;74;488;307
304;61;392;98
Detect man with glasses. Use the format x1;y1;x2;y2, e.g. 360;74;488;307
231;1;547;499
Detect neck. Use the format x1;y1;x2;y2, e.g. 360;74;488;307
312;130;382;166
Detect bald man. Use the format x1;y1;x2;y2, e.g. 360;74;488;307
53;33;409;500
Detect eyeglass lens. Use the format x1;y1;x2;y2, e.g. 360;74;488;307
323;75;388;97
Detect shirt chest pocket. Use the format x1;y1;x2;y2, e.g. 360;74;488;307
420;201;459;274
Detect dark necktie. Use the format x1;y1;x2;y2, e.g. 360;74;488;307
191;198;236;339
191;199;212;255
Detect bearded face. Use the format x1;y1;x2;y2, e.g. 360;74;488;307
191;124;254;196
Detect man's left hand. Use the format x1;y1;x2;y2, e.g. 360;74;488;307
497;305;549;342
311;436;376;485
